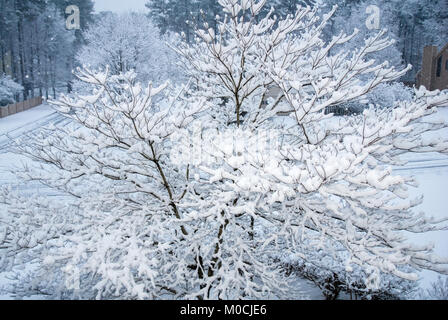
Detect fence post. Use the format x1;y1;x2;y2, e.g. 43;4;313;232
0;106;8;118
17;100;24;112
8;103;17;116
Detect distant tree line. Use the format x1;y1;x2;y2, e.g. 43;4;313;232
0;0;95;100
1;0;446;103
146;0;448;82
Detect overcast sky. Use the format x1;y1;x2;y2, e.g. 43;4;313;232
93;0;148;13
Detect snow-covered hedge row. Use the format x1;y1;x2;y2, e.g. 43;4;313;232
0;74;23;106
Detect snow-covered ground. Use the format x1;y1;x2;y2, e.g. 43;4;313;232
0;104;63;188
0;105;447;299
395;108;448;291
406;163;448;290
0;104;64;299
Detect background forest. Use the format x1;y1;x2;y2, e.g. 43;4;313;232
0;0;447;103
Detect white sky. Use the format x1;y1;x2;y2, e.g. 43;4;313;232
93;0;148;13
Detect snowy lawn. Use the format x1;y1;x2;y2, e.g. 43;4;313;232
0;104;67;192
0;104;56;135
0;104;65;299
395;108;448;291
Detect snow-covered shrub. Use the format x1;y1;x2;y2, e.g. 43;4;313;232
356;82;413;115
328;82;414;116
366;82;414;107
425;277;448;300
281;257;418;300
1;0;448;300
0;74;23;106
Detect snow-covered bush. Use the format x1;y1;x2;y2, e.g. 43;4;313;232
424;276;448;300
1;0;448;300
329;82;414;116
281;257;418;300
366;82;414;107
0;74;23;106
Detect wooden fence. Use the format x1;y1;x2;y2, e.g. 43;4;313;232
0;96;43;119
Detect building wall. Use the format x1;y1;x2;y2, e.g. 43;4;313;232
433;45;448;91
417;44;448;91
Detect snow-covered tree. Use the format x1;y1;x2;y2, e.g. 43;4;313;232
1;0;448;300
146;0;223;43
76;12;182;87
0;68;210;299
168;0;448;297
0;0;94;99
